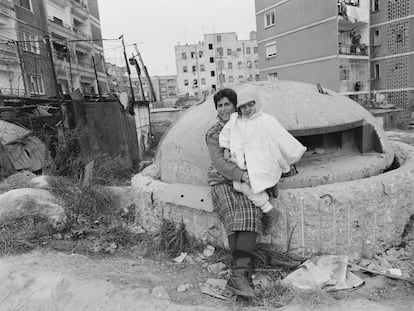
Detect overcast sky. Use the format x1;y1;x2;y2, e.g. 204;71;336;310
98;0;256;76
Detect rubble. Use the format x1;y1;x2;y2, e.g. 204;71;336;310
151;286;170;300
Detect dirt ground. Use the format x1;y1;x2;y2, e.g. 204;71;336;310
1;250;413;311
1;130;413;310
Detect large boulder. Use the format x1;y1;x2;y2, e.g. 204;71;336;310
0;188;67;230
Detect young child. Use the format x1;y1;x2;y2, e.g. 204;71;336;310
219;84;306;234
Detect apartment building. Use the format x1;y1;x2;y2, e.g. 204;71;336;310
151;75;178;101
255;0;414;110
0;0;23;95
45;0;108;95
14;0;55;97
175;32;259;96
370;0;414;109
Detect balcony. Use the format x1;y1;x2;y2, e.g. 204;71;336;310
338;43;369;57
338;0;368;29
71;0;88;18
48;16;73;37
0;0;13;8
73;27;90;39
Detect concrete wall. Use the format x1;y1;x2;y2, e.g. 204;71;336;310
260;58;339;91
131;141;414;258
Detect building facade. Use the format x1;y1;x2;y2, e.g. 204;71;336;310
255;0;414;110
0;0;23;95
45;0;108;95
151;75;178;101
14;0;55;97
175;32;259;96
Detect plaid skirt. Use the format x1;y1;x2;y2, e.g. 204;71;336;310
211;183;262;234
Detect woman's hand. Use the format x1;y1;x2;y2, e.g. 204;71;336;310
241;171;250;183
223;148;231;161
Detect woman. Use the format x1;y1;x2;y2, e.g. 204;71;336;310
205;88;268;298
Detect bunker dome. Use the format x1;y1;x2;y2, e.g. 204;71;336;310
133;81;414;257
156;81;394;188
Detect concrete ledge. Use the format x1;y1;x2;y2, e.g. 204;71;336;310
131;142;414;257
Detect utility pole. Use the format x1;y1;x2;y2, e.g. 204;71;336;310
45;34;61;99
133;43;156;101
92;56;103;102
15;41;28;96
120;35;135;106
130;56;145;101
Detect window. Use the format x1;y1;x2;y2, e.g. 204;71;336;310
237;61;242;69
255;74;260;81
238;75;244;80
20;32;40;54
264;10;276;28
208;43;213;50
200;64;205;72
265;41;277;58
228;62;233;69
236;47;241;52
217;47;223;56
219;74;225;84
183;66;187;73
227;49;232;56
246;47;251;54
201;78;206;85
229;76;233;83
372;0;379;12
199;51;203;58
210;57;214;63
254;47;258;54
216;35;221;42
192;65;196;72
268;72;278;81
193;79;198;87
218;60;224;70
211;71;215;77
254;60;259;69
191;51;196;58
18;0;31;10
184;79;189;86
339;65;350;80
181;52;186;59
373;30;380;46
374;64;380;79
247;61;252;68
344;0;360;6
28;75;45;95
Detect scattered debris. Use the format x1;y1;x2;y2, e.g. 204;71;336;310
200;278;230;300
177;284;191;292
282;255;364;291
207;262;226;274
253;275;274;290
173;252;188;263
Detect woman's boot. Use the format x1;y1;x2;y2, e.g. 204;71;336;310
227;251;256;298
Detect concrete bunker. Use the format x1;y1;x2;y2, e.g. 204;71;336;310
131;81;414;258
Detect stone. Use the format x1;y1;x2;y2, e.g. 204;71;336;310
151;286;170;300
173;252;187;263
253;275;273;290
0;188;67;230
203;245;215;258
176;284;187;292
30;175;50;190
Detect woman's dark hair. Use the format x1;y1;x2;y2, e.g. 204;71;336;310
213;88;237;109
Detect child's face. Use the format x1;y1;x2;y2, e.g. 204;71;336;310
239;101;256;118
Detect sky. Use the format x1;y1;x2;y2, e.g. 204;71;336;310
98;0;257;76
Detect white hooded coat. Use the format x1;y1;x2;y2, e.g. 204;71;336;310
219;84;307;194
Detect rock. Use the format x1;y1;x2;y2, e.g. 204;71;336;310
30;175;50;190
388;268;402;276
177;284;187;292
173;252;187;263
151;286;170;300
253;275;274;290
0;188;67;230
207;262;226;274
0;171;36;194
141;164;160;179
203;245;215;258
